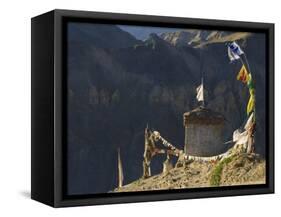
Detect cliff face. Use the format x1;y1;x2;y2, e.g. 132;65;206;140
66;24;266;195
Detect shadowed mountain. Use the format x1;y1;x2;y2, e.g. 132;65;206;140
68;22;141;49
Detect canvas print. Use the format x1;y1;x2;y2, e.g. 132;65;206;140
66;22;266;195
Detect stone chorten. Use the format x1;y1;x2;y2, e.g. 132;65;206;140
183;107;225;157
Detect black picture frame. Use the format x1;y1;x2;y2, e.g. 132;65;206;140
31;9;274;207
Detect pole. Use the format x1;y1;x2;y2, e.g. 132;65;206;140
235;45;255;153
200;48;205;108
117;148;124;188
201;76;205;107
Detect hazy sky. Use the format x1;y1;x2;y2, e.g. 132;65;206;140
118;25;181;40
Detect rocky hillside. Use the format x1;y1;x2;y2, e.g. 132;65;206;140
114;153;265;192
160;30;251;47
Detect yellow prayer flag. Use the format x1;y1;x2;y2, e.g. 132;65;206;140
249;88;255;96
247;94;255;115
237;65;250;83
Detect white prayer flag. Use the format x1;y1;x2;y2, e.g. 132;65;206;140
233;129;249;145
236;131;249;144
196;84;204;102
236;131;249;145
244;112;254;130
233;129;242;142
228;46;240;62
227;41;244;62
229;41;244;56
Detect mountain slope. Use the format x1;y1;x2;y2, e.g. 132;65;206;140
160;30;251;47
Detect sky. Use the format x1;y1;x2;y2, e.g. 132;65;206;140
118;25;181;40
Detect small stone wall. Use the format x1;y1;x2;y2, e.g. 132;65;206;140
184;123;225;156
